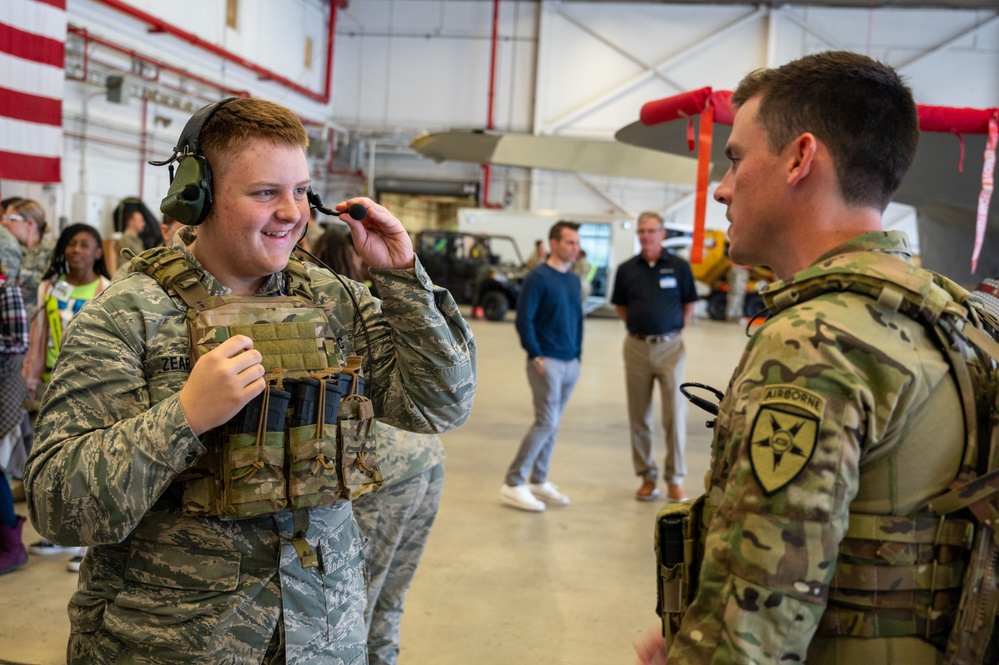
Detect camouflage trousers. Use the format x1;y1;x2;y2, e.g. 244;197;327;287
66;505;369;665
352;462;445;665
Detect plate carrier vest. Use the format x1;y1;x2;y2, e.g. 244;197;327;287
134;247;384;528
656;251;999;664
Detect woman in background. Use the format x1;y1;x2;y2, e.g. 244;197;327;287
316;227;447;665
1;198;55;322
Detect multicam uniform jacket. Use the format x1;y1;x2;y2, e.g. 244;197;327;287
670;231;963;665
23;228;476;665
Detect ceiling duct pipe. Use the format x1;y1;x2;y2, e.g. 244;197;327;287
481;0;501;209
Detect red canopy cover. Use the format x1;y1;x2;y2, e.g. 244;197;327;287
637;88;998;272
640;87;997;134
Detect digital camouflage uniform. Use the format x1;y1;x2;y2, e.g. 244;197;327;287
18;234;55;322
0;225;22;283
670;231;963;665
352;424;445;665
23;228;476;665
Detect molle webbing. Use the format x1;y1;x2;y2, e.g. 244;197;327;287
764;253;963;325
134;247;331;376
819;513;975;640
132;246;316;311
844;514;975;548
191;297;332;375
131;246;213;311
818;606;953;639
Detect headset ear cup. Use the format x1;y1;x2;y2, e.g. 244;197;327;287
159;155;213;225
155;97;235;225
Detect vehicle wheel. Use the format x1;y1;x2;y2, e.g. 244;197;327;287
743;293;766;319
706;291;727;321
481;291;509;321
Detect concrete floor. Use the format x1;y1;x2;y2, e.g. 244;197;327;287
0;311;750;665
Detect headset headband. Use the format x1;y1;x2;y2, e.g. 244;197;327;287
175;97;237;159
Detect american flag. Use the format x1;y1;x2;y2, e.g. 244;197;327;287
0;0;66;183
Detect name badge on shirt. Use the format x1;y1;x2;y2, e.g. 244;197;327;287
659;276;677;289
50;280;74;303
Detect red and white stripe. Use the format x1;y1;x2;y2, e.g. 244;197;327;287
0;0;66;183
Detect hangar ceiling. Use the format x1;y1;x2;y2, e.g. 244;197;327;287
563;1;999;8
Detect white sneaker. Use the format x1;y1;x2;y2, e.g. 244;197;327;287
530;481;570;507
29;539;78;556
67;548;87;573
500;484;546;512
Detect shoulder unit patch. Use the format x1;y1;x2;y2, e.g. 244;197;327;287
749;384;825;495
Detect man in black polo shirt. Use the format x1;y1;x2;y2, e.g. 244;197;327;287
611;211;698;502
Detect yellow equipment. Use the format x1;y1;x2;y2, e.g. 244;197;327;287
692;230;773;320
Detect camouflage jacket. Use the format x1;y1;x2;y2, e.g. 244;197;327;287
373;421;446;487
23;229;476;664
0;225;21;284
670;231;962;665
19;234;55;322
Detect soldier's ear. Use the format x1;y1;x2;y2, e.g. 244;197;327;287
786;133;817;186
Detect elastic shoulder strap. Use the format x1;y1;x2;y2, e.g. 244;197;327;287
132;246;213;311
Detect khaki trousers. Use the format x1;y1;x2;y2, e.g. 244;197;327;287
623;334;686;484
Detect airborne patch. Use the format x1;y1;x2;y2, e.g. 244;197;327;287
749;385;825;495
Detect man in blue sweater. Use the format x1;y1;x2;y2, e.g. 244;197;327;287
500;220;583;512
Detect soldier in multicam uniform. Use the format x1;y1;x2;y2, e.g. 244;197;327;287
23;98;476;664
638;52;976;664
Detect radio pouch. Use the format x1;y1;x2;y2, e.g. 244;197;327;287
337;356;382;500
655;495;707;649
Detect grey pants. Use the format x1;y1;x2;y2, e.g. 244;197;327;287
505;356;581;487
352;463;445;665
623;334;687;484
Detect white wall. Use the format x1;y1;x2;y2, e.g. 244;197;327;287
333;0;538;132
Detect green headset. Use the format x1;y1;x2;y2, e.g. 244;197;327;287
149;97;237;226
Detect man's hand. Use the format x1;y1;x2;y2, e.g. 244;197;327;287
634;625;668;665
178;335;265;436
336;197;415;270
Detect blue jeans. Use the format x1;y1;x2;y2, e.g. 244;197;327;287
505;357;581;486
0;474;14;529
